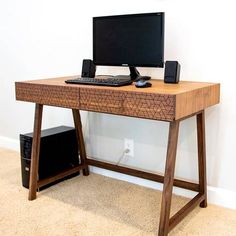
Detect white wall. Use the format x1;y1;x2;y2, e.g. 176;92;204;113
1;0;236;208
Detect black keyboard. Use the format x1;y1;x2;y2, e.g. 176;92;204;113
65;76;133;87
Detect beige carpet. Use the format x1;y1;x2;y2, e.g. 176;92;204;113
1;148;236;236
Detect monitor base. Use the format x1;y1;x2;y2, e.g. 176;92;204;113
129;66;151;81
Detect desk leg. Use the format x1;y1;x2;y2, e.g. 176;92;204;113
158;121;180;236
28;104;43;200
72;109;89;176
197;111;207;207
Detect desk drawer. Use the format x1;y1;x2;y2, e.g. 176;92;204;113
40;85;80;108
123;92;175;121
80;88;175;121
80;88;124;114
15;83;41;103
16;83;80;108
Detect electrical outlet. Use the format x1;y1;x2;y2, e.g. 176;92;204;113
124;138;134;157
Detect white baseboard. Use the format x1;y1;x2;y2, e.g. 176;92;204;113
0;136;20;152
207;186;236;210
1;136;236;210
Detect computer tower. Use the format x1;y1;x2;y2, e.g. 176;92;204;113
20;126;80;190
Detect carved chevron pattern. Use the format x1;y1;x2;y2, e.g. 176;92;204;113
16;83;175;121
16;83;80;109
80;88;175;121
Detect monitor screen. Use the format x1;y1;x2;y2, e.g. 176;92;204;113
93;12;164;68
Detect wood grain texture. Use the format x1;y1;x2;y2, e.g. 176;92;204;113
87;158;199;192
15;76;220;121
37;164;86;188
175;83;220;120
72;109;89;176
159;121;180;236
28;104;43;201
169;193;205;231
197;111;207;207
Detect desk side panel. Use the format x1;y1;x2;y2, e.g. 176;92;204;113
15;82;80;109
175;83;220;120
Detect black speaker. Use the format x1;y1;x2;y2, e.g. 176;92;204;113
164;61;180;83
81;59;96;78
20;126;80;190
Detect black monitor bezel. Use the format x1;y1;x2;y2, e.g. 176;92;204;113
93;12;165;68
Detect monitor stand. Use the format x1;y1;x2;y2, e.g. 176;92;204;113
129;66;151;81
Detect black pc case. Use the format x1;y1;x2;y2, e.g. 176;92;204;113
20;126;80;190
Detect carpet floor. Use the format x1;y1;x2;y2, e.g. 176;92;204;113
0;148;236;236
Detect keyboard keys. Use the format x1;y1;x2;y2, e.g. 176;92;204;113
65;76;133;87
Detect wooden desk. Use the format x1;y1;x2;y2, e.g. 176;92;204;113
15;76;220;236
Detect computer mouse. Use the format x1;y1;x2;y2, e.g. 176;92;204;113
135;79;152;88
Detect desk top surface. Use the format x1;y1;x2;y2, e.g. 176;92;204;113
15;76;220;121
19;75;219;95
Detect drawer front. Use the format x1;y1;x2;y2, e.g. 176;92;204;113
16;83;80;108
80;88;175;121
15;83;42;103
80;88;124;114
124;92;175;121
40;85;80;108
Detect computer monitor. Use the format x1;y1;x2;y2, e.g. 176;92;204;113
93;12;165;80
